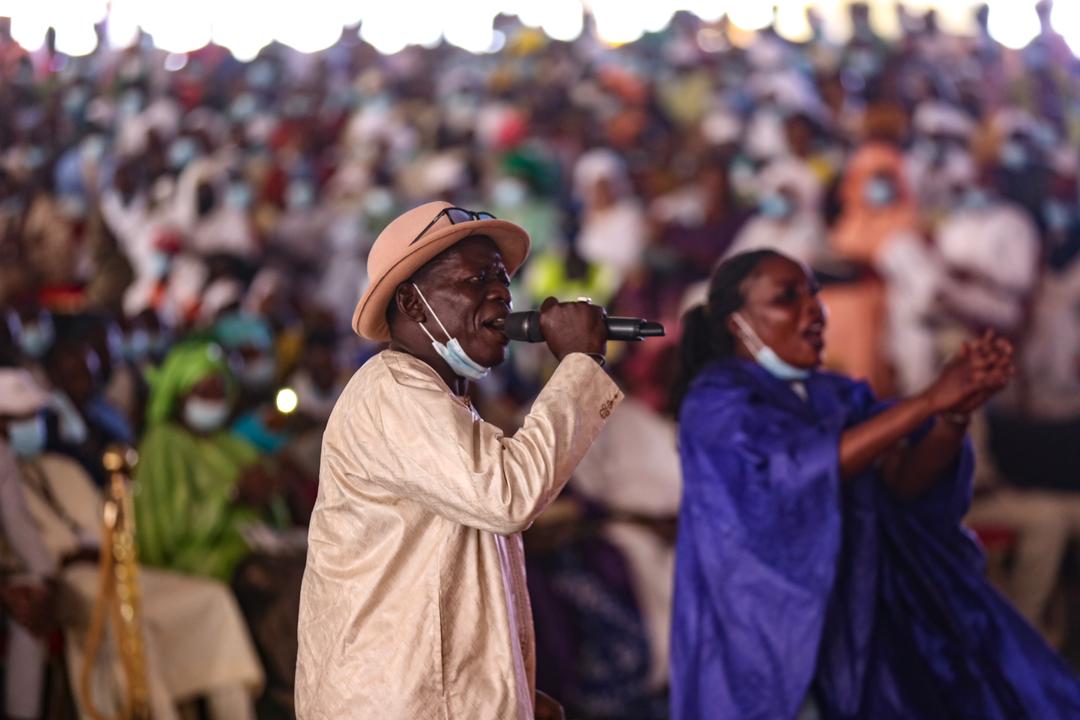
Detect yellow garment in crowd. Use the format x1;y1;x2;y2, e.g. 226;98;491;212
296;350;622;719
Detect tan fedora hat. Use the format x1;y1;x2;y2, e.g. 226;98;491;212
352;200;530;341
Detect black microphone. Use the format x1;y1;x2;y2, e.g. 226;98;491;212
503;311;666;343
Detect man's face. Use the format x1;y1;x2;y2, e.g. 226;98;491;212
412;236;513;369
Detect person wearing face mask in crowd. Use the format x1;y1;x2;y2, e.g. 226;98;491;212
905;102;977;219
924;155;1080;645
102;308;166;434
4;302;56;368
133;341;269;581
669;249;1080;720
823;141;921;395
989;111;1053;229
297;201;620;720
0;367;264;720
133;340;305;715
211;311;302;473
572;149;647;285
724;158;827;267
0;369;58;720
212;311;278;411
41;335;133;487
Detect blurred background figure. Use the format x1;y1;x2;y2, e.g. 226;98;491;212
1;1;1080;717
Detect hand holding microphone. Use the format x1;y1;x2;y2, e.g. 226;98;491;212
507;296;665;363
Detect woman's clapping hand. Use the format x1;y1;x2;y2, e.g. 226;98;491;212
923;330;1015;415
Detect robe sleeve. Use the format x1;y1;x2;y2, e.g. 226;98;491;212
344;353;623;536
671;377;846;720
841;380;977;533
0;444;57;580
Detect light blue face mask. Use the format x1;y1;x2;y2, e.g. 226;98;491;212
8;415;46;457
732;313;811;381
961;187;993;211
125;329;151;362
759;192;793;219
412;284;491;382
864;177;896;207
18;317;55;360
1000;140;1029;170
1044;200;1072;233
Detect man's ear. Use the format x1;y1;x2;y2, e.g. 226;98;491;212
395;284;426;324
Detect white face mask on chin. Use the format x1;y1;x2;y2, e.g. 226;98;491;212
731;313;811;381
183;397;230;433
411;283;491;382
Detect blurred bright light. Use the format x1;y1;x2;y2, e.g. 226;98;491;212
987;0;1039;49
139;0;213;53
728;1;773;31
640;3;676;34
55;22;98;56
163;52;188;71
541;0;584;42
0;0;1061;57
775;0;812;42
1052;0;1080;55
46;0;107;56
590;0;646;45
444;2;499;53
678;0;725;23
10;1;49;52
359;5;413;54
275;387;299;415
932;0;984;35
273;0;345;53
212;0;273;61
105;0;140;49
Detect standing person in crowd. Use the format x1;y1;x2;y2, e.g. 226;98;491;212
725;158;827;266
670;250;1080;719
573;150;647;285
826;140;922;395
296;201;622;719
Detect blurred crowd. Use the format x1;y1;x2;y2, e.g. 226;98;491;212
1;2;1080;718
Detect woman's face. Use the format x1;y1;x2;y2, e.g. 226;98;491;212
729;256;826;369
187;374;227;402
179;373;231;435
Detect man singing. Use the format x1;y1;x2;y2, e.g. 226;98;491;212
295;201;622;719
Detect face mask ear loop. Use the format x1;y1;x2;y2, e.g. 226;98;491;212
731;313;764;355
412;283;453;342
415;318;439;346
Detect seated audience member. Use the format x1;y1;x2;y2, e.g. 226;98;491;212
134;340;305;715
42;334;134;486
0;367;263;720
133;341;267;580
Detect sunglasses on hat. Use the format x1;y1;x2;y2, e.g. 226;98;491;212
411;206;496;245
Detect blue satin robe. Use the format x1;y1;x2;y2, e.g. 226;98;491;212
671;358;1080;720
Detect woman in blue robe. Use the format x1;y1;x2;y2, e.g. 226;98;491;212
670;249;1080;719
